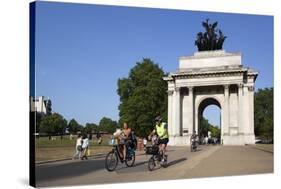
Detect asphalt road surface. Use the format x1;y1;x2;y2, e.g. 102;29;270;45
36;145;273;187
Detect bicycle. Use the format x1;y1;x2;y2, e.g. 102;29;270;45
190;139;198;152
146;140;168;171
190;134;199;152
105;140;135;172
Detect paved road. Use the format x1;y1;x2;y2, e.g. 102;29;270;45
36;145;273;187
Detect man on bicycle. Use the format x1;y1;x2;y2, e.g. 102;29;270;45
190;131;199;149
149;116;169;163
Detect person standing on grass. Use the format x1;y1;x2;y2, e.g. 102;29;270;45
81;134;89;160
73;133;83;159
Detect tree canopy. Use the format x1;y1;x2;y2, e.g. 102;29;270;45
39;113;67;136
117;58;167;137
99;117;118;134
84;122;98;134
254;87;273;141
68;119;80;134
199;117;220;138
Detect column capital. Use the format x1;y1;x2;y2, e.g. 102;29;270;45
238;83;243;89
174;87;180;92
248;86;255;91
224;84;229;90
188;86;193;92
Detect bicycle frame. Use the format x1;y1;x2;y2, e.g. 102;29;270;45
111;145;123;161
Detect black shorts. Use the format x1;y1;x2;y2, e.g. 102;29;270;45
158;138;169;145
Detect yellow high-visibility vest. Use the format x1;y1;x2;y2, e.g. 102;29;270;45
156;122;169;139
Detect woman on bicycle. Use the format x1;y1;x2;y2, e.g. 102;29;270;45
119;122;132;162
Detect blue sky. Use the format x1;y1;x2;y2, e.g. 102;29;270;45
34;1;273;126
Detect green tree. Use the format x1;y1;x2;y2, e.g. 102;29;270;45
39;113;67;139
199;117;220;138
35;112;43;133
254;87;273;141
84;123;98;133
117;58;167;137
99;117;118;134
68;119;79;134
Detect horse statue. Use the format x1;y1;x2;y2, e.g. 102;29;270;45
195;19;227;51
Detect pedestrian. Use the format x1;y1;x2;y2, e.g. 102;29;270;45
98;135;102;145
143;137;147;148
81;134;89;160
73;133;83;159
204;135;208;145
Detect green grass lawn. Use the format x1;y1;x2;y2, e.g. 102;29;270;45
35;135;113;162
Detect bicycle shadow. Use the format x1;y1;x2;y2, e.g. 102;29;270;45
193;148;202;152
115;160;147;172
166;157;187;167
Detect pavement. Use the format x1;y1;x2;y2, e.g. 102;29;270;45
35;145;273;187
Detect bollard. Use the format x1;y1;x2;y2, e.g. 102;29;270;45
137;138;144;151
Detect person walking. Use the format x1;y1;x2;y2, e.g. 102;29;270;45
143;137;147;148
81;134;89;160
73;133;83;159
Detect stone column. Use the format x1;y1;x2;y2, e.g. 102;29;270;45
249;86;255;134
223;85;230;136
172;87;181;136
242;85;250;135
187;86;194;134
248;85;255;144
248;85;255;134
238;84;243;135
167;90;174;137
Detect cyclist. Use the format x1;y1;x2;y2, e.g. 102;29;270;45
119;122;132;162
148;116;169;164
190;131;199;151
190;131;198;142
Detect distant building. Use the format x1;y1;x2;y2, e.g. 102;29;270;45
30;96;52;115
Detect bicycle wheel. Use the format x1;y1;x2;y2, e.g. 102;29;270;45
148;156;156;171
162;156;168;168
125;151;135;167
105;151;118;171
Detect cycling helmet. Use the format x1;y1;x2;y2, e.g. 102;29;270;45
155;115;162;122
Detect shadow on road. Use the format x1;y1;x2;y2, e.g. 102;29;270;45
167;157;187;167
36;159;106;182
193;148;202;152
115;160;148;171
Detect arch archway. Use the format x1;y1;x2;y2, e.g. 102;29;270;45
197;97;222;144
164;50;258;145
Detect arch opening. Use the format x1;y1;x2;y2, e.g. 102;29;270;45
197;98;221;144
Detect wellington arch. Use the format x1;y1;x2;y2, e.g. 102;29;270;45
163;50;258;145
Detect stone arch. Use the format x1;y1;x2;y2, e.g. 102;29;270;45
196;96;222;141
164;50;258;145
195;95;224;138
